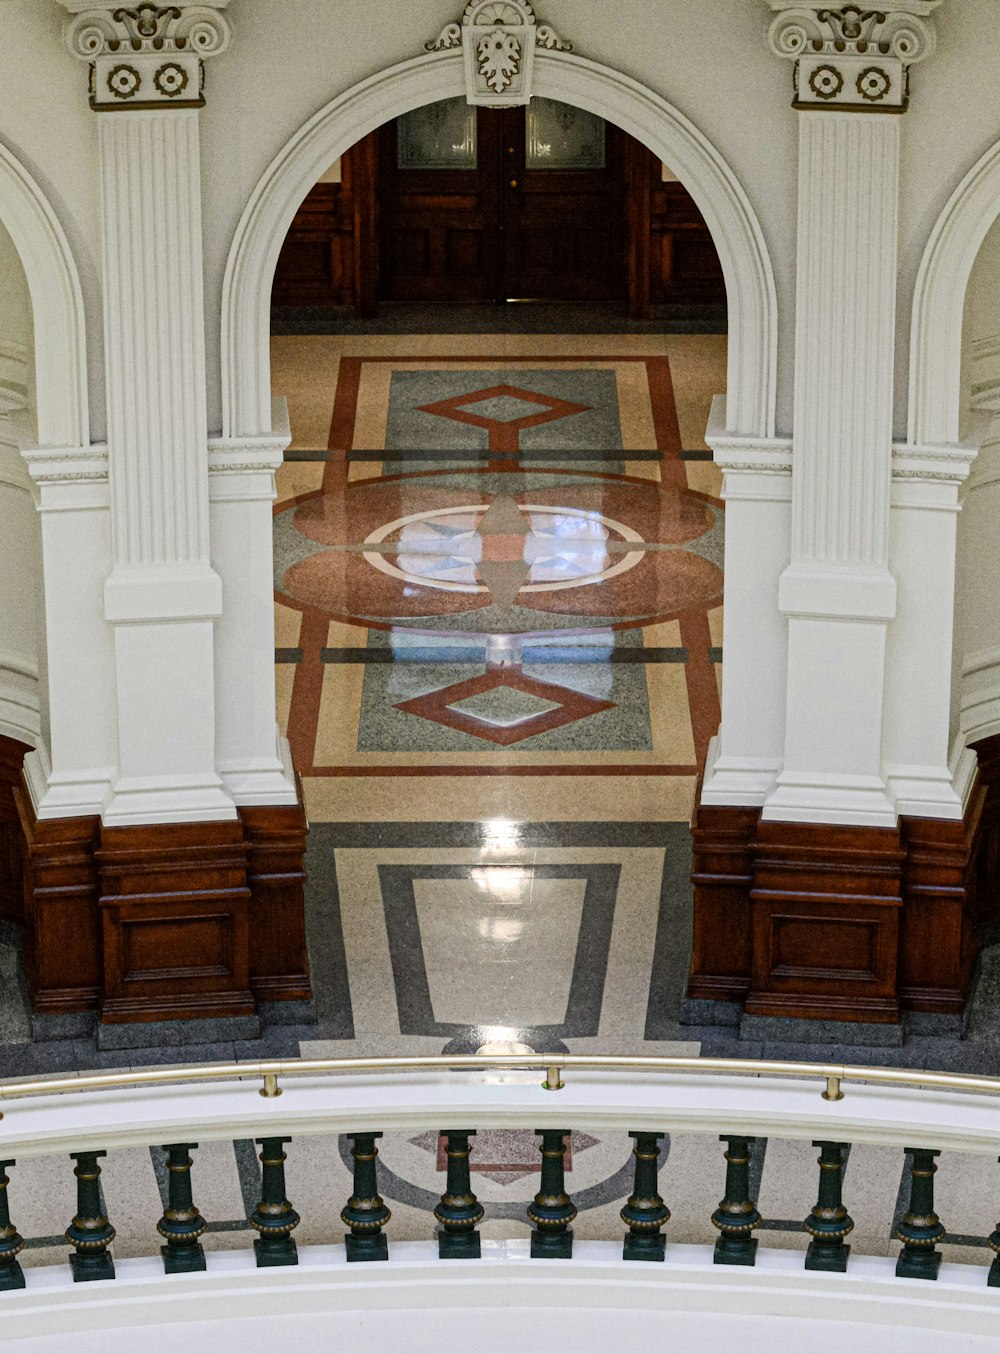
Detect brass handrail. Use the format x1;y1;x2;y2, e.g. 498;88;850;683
0;1053;998;1112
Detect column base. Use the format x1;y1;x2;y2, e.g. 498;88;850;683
10;751;312;1027
686;745;997;1030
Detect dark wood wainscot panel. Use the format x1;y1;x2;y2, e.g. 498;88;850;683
0;736;31;926
747;822;905;1023
97;821;255;1024
687;801;757;1005
5;740;314;1026
15;787;102;1016
242;803;311;1005
686;747;1000;1029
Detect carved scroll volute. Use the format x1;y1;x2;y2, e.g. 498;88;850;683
425;0;573;107
767;2;943;112
62;3;231;110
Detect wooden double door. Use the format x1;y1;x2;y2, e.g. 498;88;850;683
377;101;626;306
271;98;727;316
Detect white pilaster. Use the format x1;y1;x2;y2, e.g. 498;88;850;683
700;396;792;807
764;1;941;827
208;399;297;806
20;443;117;818
64;2;234;826
883;442;975;818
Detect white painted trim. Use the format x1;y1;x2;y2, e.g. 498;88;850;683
908;136;1000;447
21;742;115;822
0;140;89;449
3;1244;999;1352
221;49;777;441
6;1067;1000;1158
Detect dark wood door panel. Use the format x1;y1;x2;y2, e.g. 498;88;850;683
271;103;727;314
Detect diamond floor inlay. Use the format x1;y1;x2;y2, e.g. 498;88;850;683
446;687;563;728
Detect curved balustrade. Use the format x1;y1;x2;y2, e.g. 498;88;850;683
0;1053;998;1348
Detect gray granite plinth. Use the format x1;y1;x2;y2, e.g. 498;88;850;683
739;1013;904;1047
31;1011;97;1042
679;997;742;1028
96;1014;260;1051
258;999;318;1028
905;1010;966;1039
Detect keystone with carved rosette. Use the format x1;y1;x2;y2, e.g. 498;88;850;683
425;0;572;107
59;1;231;111
768;2;943;112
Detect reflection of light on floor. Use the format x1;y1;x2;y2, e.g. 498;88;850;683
476;1026;535;1056
470;867;530;898
481;818;523;854
478;917;524;942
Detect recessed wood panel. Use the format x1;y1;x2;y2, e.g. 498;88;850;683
120;913;232;984
769;914;881;983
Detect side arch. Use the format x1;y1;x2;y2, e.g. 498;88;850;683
222;48;777;441
908;136;1000;447
0;139;89;450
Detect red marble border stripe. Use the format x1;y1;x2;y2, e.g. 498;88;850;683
328;356;364;451
286;608;330;773
678;607;721;763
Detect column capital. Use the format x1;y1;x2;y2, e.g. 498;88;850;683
767;2;943;112
60;2;231;110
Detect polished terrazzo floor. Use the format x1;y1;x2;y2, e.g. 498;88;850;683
5;324;1000;1276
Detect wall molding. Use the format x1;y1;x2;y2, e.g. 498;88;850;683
908;134;1000;447
0;140;89;449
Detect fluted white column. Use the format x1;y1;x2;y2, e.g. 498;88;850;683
765;1;942;826
64;2;235;825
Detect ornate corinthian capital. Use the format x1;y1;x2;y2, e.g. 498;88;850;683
59;2;231;110
768;2;943;112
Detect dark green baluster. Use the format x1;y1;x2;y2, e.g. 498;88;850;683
0;1161;24;1291
341;1132;390;1261
157;1143;207;1274
621;1132;669;1261
528;1129;576;1259
65;1150;115;1282
804;1140;853;1272
895;1147;945;1280
434;1131;484;1259
987;1155;1000;1287
711;1135;761;1266
250;1137;299;1267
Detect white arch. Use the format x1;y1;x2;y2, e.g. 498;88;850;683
222;48;777;441
908;136;1000;448
0;140;89;450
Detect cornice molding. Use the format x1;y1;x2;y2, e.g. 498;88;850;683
703;396;792;474
425;0;572;106
61;3;231;110
768;3;942;112
20;442;110;486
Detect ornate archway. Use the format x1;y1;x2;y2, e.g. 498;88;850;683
221;44;778;443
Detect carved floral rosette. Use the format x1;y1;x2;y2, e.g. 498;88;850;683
63;3;231;110
426;0;572;107
768;3;942;112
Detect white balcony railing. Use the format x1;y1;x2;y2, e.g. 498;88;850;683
0;1055;998;1353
